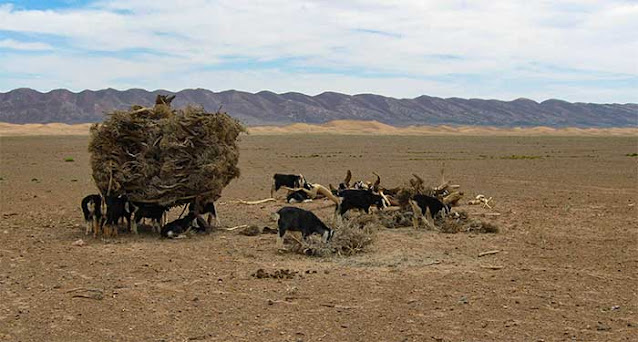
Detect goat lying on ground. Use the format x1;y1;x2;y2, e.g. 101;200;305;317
81;194;102;236
409;194;451;229
161;212;197;238
130;202;167;234
275;207;334;249
286;189;311;203
271;173;306;198
336;189;385;216
102;195;131;237
162;209;211;238
282;183;341;205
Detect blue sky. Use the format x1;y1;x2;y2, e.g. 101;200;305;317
0;0;637;102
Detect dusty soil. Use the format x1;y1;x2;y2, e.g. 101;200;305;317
0;134;636;342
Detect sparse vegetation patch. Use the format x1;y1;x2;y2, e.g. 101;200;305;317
287;215;379;257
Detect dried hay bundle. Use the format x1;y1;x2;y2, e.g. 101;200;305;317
289;215;379;257
89;105;245;206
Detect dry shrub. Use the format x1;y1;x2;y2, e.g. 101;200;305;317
437;210;499;234
238;225;262;236
289;214;379;257
376;209;414;228
331;215;379;255
438;217;463;233
89;105;245;207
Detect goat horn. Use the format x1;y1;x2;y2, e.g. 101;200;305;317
344;170;352;187
412;173;424;184
372;172;381;190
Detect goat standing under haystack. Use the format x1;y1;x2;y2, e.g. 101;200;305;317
88;94;245;237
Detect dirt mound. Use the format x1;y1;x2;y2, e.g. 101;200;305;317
251;268;299;279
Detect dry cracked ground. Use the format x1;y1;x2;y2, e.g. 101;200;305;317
0;134;636;341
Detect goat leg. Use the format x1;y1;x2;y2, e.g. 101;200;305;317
131;207;139;235
424;207;435;230
131;219;138;235
409;200;422;229
92;218;100;238
195;215;211;232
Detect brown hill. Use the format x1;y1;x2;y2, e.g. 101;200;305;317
1;88;636;127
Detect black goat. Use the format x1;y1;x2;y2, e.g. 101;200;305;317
336;189;384;216
188;200;218;227
271;173;306;197
102;195;131;237
130;202;167;234
275;207;334;248
286;189;310;203
411;194;450;218
409;194;450;229
161;212;197;238
81;194;102;236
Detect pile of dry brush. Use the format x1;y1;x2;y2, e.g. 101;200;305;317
89;100;245;207
437;210;499;234
287;215;380;257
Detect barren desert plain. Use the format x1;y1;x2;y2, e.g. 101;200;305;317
0;125;637;341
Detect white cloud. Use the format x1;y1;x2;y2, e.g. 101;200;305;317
0;38;53;51
0;0;636;102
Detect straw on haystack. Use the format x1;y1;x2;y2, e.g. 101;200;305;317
89;98;245;208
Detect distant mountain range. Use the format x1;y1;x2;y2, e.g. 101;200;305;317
1;88;636;127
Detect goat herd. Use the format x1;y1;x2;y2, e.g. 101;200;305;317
81;171;453;246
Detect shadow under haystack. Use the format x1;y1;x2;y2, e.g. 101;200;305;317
89;102;245;207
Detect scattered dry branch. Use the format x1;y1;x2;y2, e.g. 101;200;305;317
478;250;501;257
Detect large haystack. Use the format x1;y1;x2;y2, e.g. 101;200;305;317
89;103;245;207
